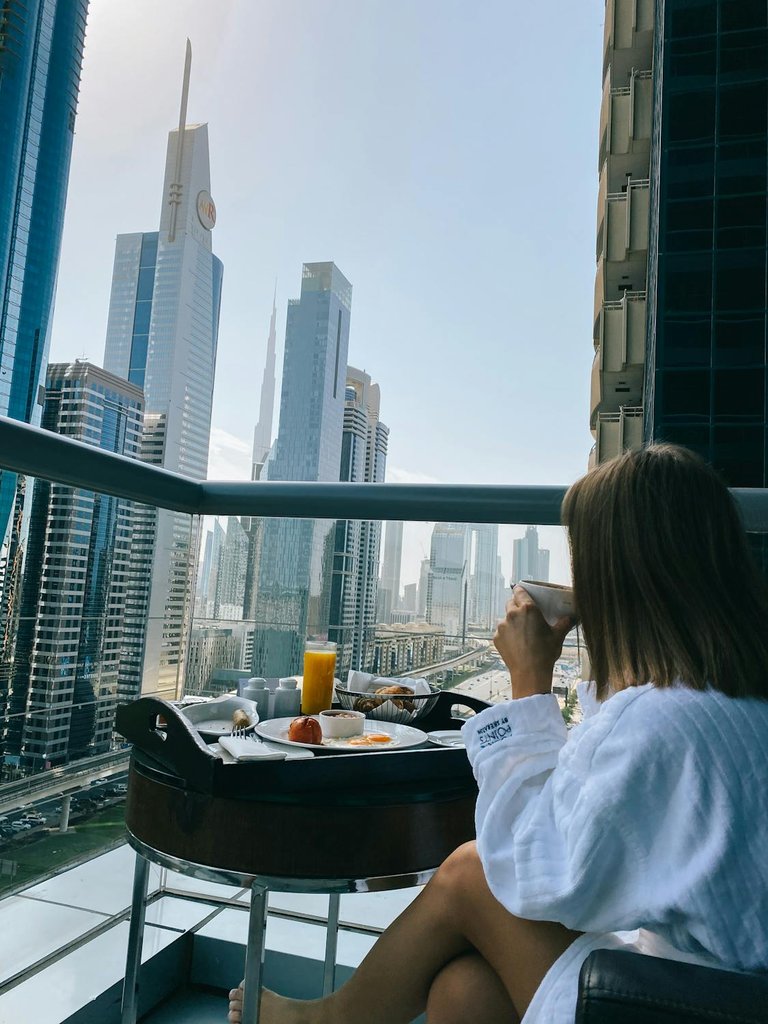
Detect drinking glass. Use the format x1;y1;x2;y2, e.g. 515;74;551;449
301;641;337;714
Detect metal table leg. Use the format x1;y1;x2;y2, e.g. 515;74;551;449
120;853;150;1024
322;892;340;996
242;882;269;1024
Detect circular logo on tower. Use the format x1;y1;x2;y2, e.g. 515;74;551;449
196;190;216;230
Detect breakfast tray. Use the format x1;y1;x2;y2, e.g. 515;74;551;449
115;690;490;801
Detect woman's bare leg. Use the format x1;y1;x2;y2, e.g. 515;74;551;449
426;953;519;1024
227;842;580;1024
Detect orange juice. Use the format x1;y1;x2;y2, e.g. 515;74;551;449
301;642;337;714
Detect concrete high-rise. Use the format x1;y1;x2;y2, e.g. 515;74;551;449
378;520;403;624
0;0;89;545
4;363;143;769
252;263;352;676
512;526;550;584
328;368;388;673
103;45;223;700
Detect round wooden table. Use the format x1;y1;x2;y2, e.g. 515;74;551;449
116;694;486;1024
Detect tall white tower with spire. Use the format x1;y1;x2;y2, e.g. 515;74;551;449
103;42;223;701
252;288;278;481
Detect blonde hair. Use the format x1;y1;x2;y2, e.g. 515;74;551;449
562;444;768;701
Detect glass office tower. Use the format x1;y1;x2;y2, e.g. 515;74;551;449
645;0;768;490
0;0;89;543
252;263;352;677
5;363;143;770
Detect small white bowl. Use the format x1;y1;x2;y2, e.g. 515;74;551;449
319;709;365;739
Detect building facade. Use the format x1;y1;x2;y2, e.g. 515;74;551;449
103;56;223;701
214;516;248;621
0;0;89;543
645;0;768;497
328;369;388;674
512;525;550;584
252;292;278;482
4;363;143;769
592;0;768;514
252;262;352;677
185;626;247;697
0;0;89;747
377;520;403;624
468;523;500;631
426;523;470;638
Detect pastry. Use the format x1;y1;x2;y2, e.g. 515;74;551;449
232;709;250;730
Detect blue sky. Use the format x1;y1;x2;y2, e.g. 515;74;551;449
48;0;606;583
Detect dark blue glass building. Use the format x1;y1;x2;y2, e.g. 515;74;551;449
0;0;89;543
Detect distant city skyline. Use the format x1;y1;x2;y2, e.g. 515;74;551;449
46;1;603;582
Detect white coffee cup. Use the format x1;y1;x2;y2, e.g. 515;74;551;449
516;580;577;627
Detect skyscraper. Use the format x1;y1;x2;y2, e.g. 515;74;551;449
468;523;500;631
0;0;89;544
252;289;278;481
378;520;403;624
328;368;388;673
252;262;352;677
592;0;768;506
426;523;470;637
4;363;143;769
512;526;550;583
0;0;89;740
103;45;223;700
214;516;248;620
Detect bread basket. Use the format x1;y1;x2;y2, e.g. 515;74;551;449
334;682;441;726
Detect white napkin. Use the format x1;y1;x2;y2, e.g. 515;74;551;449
345;671;432;695
217;736;286;761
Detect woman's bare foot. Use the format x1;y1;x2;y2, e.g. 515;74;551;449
227;980;319;1024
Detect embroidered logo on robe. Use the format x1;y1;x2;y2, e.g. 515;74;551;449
477;717;512;747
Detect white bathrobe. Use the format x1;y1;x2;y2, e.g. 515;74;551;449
462;682;768;1024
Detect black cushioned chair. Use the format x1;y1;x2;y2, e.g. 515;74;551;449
576;949;768;1023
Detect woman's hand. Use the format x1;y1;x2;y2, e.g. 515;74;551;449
493;586;573;699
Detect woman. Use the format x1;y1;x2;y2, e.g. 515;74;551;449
229;443;768;1024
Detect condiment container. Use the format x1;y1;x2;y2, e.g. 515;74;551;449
274;677;301;718
242;677;270;721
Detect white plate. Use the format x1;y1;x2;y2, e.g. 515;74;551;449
254;717;428;753
180;696;258;741
427;730;466;749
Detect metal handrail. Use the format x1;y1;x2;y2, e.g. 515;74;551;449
0;415;766;532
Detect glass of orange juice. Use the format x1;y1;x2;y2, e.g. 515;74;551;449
301;641;337;714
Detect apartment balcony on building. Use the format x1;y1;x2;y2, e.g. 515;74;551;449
590;291;647;427
602;0;654;83
598;68;652;179
596;405;645;463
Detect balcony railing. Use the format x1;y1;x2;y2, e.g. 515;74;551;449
0;412;766;1022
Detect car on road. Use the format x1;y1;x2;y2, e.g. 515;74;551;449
10;821;32;831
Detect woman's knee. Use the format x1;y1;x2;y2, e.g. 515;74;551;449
426;953;517;1024
432;842;489;912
